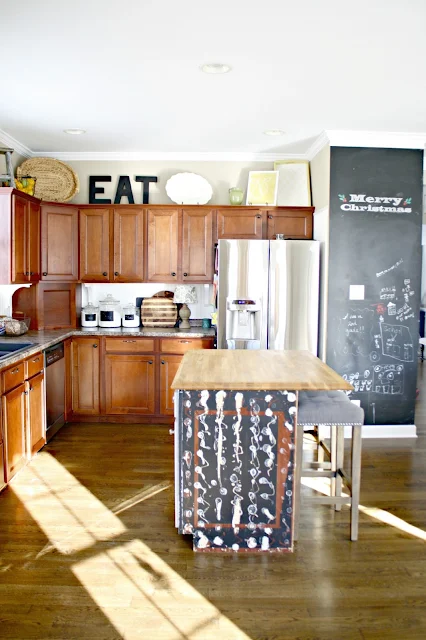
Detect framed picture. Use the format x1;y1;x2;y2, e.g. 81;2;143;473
274;160;311;206
246;171;279;206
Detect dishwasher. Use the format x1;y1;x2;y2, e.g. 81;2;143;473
44;342;66;442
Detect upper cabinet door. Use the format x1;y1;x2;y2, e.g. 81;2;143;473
41;205;79;281
113;208;145;282
266;207;314;240
217;208;265;240
79;208;111;282
27;200;41;283
181;208;214;283
11;194;27;283
147;208;179;282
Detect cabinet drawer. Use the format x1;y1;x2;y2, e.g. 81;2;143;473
25;352;44;378
160;338;214;354
104;338;155;353
2;362;25;394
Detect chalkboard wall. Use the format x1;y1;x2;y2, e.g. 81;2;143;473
327;147;424;425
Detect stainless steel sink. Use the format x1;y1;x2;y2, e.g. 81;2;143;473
0;342;34;359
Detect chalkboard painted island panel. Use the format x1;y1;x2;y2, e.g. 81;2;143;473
327;147;424;426
175;389;296;552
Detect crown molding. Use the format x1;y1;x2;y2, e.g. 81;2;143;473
32;150;308;162
305;130;330;160
326;129;426;150
0;128;32;158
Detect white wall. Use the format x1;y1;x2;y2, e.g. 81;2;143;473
65;160;274;206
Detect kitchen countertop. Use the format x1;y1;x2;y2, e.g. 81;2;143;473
0;326;216;372
171;349;353;391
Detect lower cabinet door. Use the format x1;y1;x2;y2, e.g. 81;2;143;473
27;372;46;457
72;338;100;415
159;355;183;415
105;354;156;414
2;383;27;483
0;441;6;489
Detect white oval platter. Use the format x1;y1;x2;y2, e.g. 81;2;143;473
165;172;213;205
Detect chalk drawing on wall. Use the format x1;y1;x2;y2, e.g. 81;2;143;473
373;364;404;394
380;323;414;362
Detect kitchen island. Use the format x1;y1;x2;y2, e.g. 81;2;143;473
171;349;352;552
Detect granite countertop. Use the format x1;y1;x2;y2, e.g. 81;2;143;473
0;326;216;371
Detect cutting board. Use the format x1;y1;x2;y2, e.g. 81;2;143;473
141;297;177;327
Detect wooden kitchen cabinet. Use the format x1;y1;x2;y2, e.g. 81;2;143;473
147;207;215;283
217;208;265;240
41;203;79;281
159;355;182;415
147;208;180;282
105;354;156;414
181;208;214;283
266;207;314;239
0;405;5;490
2;383;26;483
26;371;45;457
72;337;100;415
79;207;145;282
0;188;40;284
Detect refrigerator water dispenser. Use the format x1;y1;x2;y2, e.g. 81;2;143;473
226;299;261;349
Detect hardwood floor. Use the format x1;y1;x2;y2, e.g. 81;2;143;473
2;374;426;639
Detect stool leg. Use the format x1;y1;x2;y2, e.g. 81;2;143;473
350;425;362;541
293;425;303;542
330;425;337;497
335;425;344;511
315;425;325;463
5;151;15;188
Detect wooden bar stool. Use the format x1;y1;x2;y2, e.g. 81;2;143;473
293;391;364;542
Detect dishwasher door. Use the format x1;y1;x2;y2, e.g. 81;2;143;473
44;343;66;442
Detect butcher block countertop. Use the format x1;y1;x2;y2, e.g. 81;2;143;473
171;349;353;391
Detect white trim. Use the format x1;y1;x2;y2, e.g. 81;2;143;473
326;129;426;150
319;424;417;439
0;128;32;158
306;130;329;160
31;150;308;162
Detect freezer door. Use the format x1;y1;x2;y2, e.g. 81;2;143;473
217;239;269;349
268;240;320;353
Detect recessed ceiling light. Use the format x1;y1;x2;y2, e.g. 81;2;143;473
63;129;86;135
200;63;232;74
263;129;285;136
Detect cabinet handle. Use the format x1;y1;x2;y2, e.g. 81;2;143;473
161;360;165;364
25;271;29;276
183;272;188;277
102;272;107;276
268;215;273;219
114;272;119;276
93;344;98;348
11;368;20;374
29;386;34;392
43;272;47;276
256;215;261;219
24;390;29;395
169;429;175;435
32;357;40;363
30;271;34;275
148;360;153;364
179;340;190;344
171;272;176;276
123;340;136;343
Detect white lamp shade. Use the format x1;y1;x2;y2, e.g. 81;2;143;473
173;285;198;304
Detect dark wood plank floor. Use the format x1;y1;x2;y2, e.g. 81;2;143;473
2;371;426;639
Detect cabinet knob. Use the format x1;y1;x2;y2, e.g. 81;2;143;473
148;360;153;364
268;215;273;219
43;272;47;276
29;386;34;392
171;272;176;277
114;272;119;276
183;272;188;277
161;360;165;364
123;340;136;343
25;271;29;276
102;272;107;277
93;344;98;348
256;215;261;219
24;390;29;395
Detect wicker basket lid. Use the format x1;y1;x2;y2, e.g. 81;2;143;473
17;157;79;202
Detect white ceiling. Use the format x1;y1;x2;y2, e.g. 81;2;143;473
1;0;426;159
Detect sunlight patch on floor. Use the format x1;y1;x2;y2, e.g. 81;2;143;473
11;452;252;640
302;477;426;541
